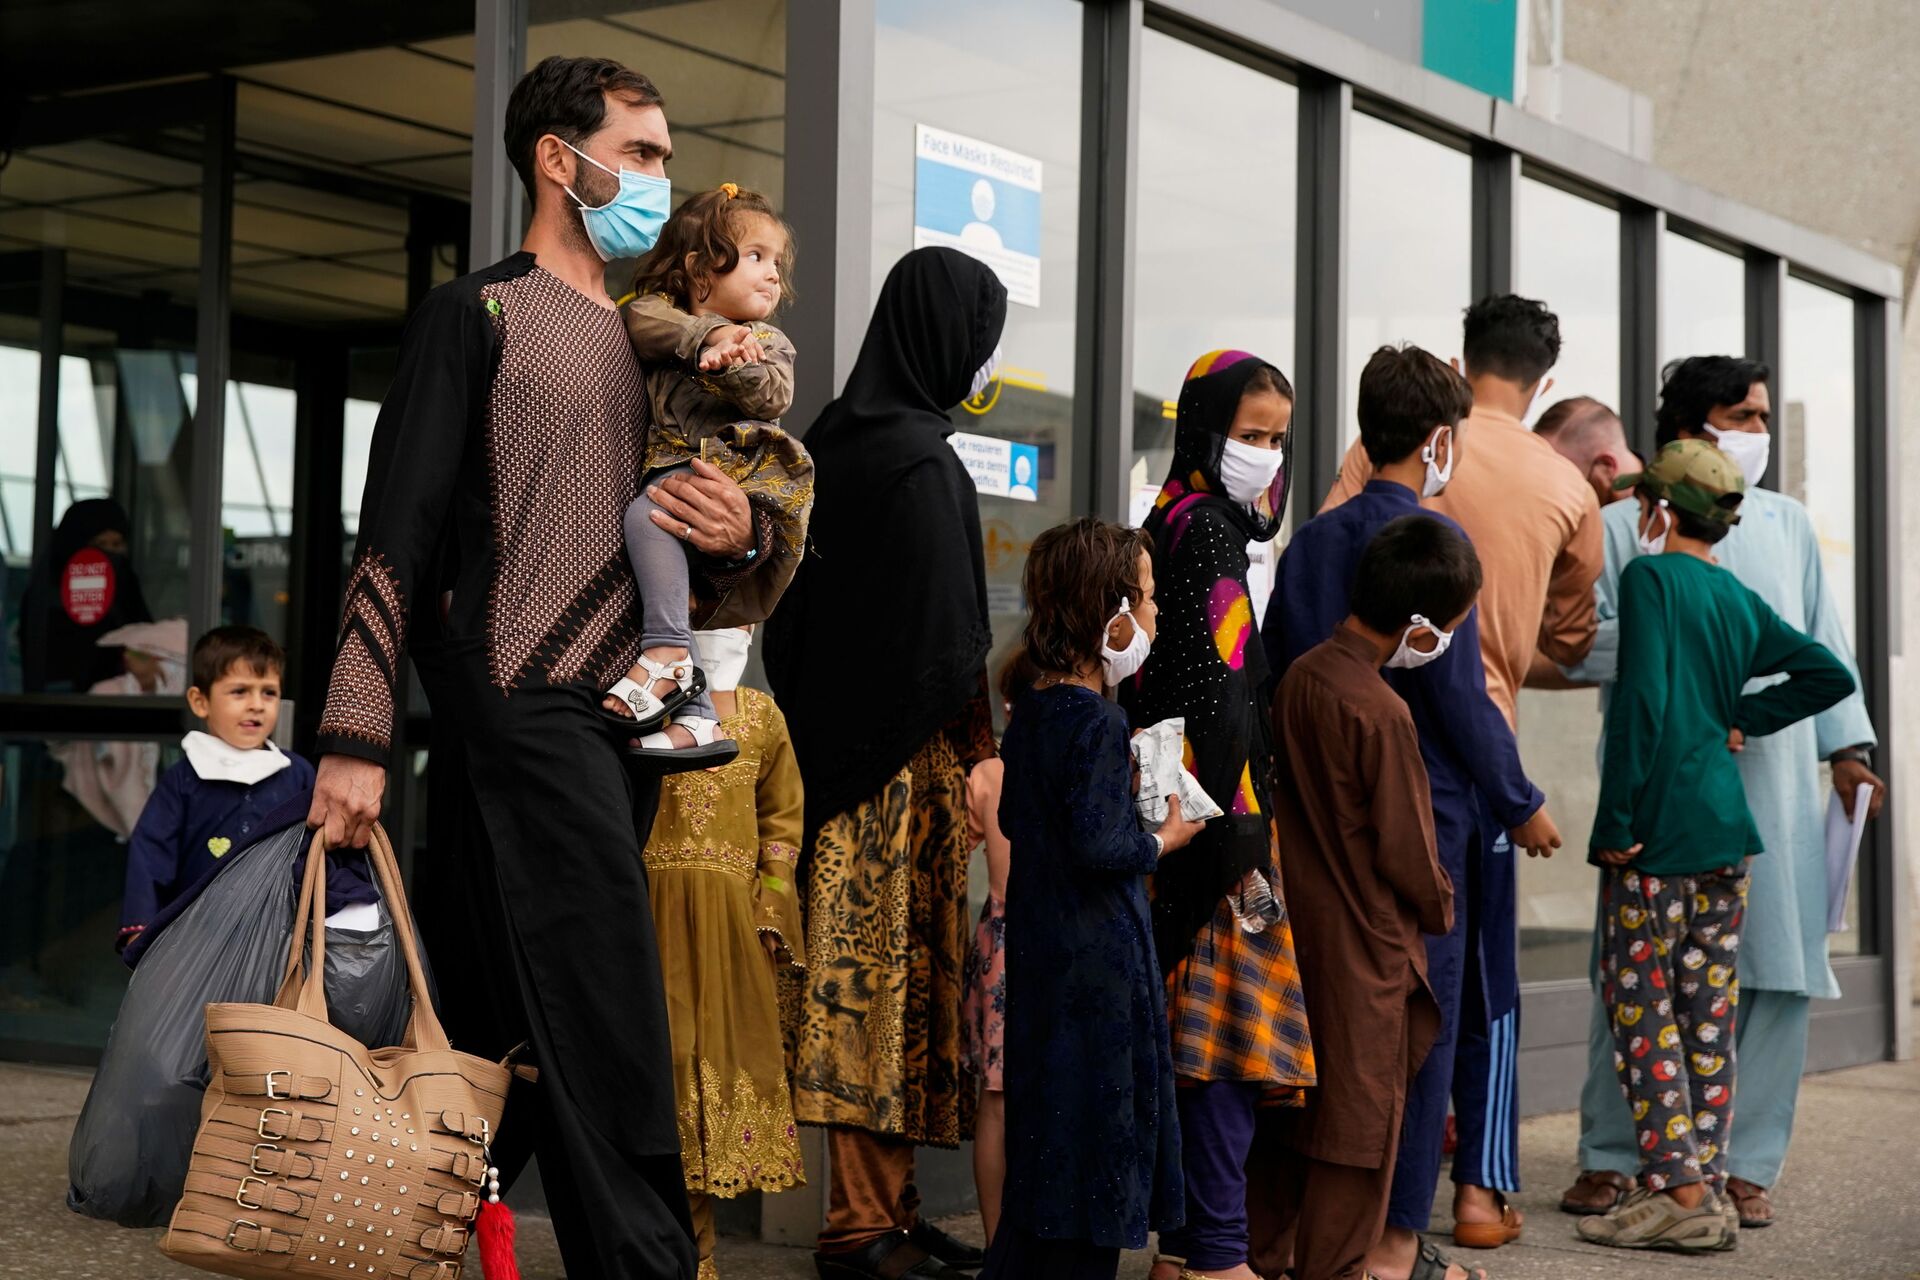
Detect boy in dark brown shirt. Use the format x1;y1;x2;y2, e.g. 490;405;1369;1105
1266;514;1477;1280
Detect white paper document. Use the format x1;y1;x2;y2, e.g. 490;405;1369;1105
1130;717;1224;830
1823;783;1874;933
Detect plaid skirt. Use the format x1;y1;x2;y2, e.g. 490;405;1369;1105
1166;895;1316;1096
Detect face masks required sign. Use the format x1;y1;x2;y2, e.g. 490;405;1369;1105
949;431;1040;502
914;124;1042;307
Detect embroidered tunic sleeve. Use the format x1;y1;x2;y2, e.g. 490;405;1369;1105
316;285;492;766
752;693;807;968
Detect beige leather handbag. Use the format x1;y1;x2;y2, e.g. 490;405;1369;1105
162;825;509;1279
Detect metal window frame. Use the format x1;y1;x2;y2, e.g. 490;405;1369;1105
1109;0;1905;1085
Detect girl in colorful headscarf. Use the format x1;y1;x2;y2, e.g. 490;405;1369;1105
1117;349;1315;1280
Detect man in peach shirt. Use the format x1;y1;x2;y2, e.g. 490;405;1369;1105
1319;295;1604;1250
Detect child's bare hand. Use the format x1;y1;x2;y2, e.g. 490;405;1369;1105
1726;727;1745;753
1595;843;1643;866
1509;805;1563;859
1156;794;1207;856
699;324;765;370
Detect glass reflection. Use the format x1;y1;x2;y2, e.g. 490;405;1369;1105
1513;177;1621;980
1660;231;1744;368
0;736;181;1055
1131;31;1296;521
1346;114;1472;448
873;0;1081;709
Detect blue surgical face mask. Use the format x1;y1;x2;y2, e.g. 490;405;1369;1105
560;139;671;262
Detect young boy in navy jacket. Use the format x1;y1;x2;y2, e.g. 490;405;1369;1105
1263;344;1560;1280
117;626;319;953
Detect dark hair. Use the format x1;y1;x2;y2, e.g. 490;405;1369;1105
1654;355;1771;447
631;185;795;311
1243;364;1296;403
1021;518;1150;679
1637;488;1739;546
996;645;1040;707
192;625;285;693
1356;344;1474;467
1461;294;1561;386
505;56;664;205
1349;515;1483;634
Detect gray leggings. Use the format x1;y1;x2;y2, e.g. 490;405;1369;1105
622;464;715;722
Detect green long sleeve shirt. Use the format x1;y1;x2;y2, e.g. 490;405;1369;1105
1591;552;1855;874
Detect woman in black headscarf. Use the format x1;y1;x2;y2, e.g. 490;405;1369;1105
1117;350;1314;1280
765;246;1007;1280
19;498;153;692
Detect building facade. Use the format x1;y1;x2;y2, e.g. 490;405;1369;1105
0;0;1905;1166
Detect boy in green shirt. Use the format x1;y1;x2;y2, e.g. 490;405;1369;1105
1581;439;1853;1253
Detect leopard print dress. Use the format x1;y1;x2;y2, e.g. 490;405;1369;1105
789;730;976;1147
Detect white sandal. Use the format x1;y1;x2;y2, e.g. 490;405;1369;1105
628;716;740;771
600;654;706;732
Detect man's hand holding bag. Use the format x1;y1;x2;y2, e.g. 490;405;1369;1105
162;824;509;1279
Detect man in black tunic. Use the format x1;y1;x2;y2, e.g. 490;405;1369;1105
307;57;770;1279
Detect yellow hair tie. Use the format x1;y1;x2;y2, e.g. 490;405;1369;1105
718;182;739;199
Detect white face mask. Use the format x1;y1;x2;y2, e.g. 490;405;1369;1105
1421;425;1455;498
692;626;753;693
1100;597;1153;686
1637;499;1672;557
1384;614;1454;670
1703;424;1769;489
1218;436;1287;506
969;344;1003;401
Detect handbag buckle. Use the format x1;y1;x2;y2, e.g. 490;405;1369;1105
250;1143;279;1175
226;1218;261;1249
236;1175;267;1210
264;1070;292;1099
257;1108;291;1139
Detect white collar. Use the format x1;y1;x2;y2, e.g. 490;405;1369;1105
182;730;292;786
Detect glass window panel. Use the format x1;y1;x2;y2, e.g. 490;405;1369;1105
0;128;202;694
529;1;786;209
1782;278;1862;951
1513;178;1621;981
873;0;1080;710
1782;276;1857;647
1517;178;1620;410
1345;114;1472;449
0;736;182;1054
1129;30;1296;615
1660;232;1744;368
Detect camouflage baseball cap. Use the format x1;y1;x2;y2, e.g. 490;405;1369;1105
1613;438;1745;526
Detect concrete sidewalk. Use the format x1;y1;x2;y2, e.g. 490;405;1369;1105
5;1058;1917;1279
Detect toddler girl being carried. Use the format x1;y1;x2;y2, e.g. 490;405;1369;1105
603;184;814;765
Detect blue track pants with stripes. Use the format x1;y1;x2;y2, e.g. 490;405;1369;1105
1386;797;1522;1229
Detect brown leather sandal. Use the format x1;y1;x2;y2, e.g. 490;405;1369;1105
1558;1168;1633;1215
1452;1193;1523;1249
1725;1177;1775;1229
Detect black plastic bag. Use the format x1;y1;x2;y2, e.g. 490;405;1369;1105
66;821;422;1227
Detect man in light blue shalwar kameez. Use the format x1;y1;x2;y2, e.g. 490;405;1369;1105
1552;356;1883;1229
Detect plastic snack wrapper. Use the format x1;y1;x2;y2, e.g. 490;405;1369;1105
1130;717;1224;829
66;820;426;1227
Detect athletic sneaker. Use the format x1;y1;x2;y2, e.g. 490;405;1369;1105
1717;1192;1740;1250
1576;1187;1731;1252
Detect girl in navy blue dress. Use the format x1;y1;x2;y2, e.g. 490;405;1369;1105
987;517;1207;1280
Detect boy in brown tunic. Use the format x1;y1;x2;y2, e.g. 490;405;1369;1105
1266;514;1475;1280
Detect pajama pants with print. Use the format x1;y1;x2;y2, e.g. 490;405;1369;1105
1599;864;1748;1193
